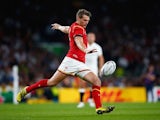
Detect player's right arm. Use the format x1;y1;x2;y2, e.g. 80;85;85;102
51;23;70;34
97;46;105;74
74;36;97;54
98;55;105;74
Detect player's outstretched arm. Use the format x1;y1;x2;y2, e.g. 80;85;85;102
51;23;70;34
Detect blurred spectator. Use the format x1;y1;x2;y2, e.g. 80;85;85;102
141;64;156;102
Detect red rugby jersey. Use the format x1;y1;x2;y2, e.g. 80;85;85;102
66;22;88;63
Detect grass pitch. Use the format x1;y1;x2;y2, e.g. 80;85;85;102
0;102;160;120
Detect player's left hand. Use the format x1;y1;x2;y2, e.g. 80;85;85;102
51;23;61;30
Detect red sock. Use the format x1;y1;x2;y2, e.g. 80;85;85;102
92;86;102;109
26;79;48;93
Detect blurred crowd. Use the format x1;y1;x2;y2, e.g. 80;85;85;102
0;0;160;90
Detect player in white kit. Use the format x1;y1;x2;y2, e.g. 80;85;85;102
76;32;104;108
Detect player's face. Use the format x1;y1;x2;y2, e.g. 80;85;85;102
87;33;96;44
79;15;90;28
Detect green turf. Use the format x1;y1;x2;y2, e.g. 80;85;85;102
0;102;160;120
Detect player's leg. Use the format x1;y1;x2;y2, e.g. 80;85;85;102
76;77;87;108
16;70;67;102
82;72;115;114
87;87;95;107
82;72;101;108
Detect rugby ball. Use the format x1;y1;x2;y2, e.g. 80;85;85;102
100;60;116;76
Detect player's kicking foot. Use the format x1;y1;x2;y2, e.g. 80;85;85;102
16;86;28;103
96;106;115;115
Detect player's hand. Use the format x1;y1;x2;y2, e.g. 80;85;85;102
51;23;61;30
86;48;97;54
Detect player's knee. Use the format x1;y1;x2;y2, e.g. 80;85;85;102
92;78;101;86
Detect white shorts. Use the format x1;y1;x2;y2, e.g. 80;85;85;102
58;57;91;78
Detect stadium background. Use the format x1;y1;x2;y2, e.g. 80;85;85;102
0;0;160;104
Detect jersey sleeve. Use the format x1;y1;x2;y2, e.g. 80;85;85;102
72;26;84;38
